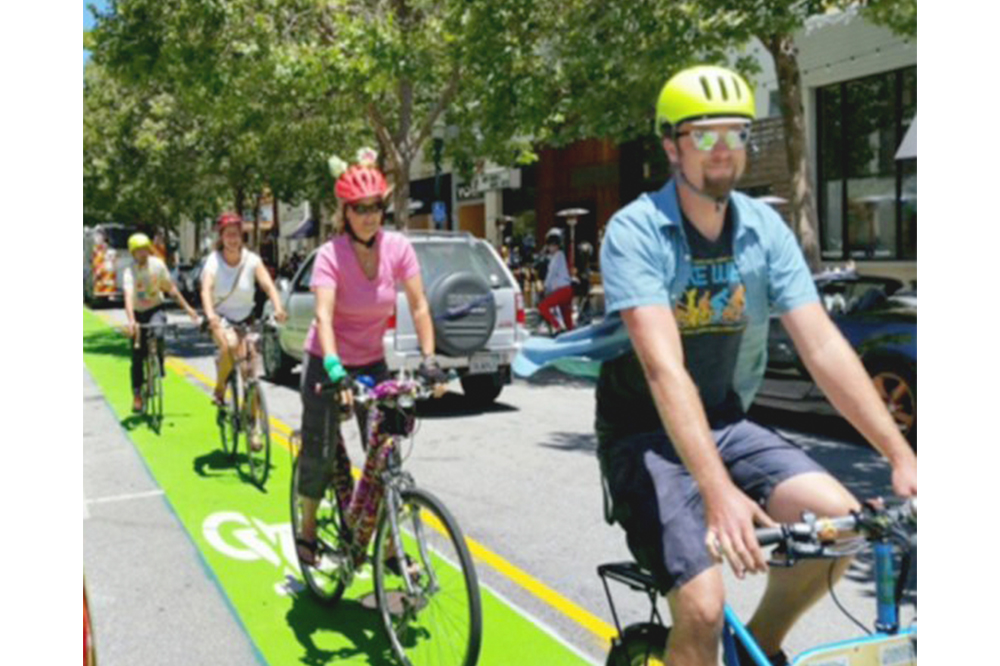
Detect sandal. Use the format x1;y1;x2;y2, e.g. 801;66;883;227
296;537;318;567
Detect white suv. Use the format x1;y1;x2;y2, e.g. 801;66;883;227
262;231;529;405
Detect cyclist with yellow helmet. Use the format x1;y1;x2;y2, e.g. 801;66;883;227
596;65;917;665
124;232;200;412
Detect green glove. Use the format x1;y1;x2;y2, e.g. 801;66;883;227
323;354;347;384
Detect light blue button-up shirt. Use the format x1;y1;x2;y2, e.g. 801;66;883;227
600;179;819;409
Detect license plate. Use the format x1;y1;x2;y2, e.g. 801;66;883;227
469;352;501;375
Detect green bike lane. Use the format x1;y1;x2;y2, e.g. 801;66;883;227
83;307;598;666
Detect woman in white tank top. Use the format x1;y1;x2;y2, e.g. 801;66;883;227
201;213;288;412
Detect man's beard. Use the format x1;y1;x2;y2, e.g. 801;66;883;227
702;170;738;199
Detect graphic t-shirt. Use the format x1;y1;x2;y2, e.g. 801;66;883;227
596;210;748;439
123;256;172;312
674;213;748;421
304;231;421;366
202;248;262;322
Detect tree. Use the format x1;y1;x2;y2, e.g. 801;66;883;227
84;60;218;229
862;0;916;38
673;0;915;270
89;0;366;240
90;0;558;228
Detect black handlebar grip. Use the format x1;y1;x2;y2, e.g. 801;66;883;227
755;527;785;546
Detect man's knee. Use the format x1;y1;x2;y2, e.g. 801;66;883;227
768;472;860;523
669;567;726;636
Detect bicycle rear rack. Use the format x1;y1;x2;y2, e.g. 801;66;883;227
597;561;664;638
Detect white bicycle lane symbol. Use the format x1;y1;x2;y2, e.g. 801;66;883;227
202;510;372;597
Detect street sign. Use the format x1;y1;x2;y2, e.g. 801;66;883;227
432;201;447;224
457;168;522;201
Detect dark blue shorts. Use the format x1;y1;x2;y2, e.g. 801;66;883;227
597;420;828;594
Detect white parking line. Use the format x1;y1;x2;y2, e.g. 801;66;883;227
85;489;166;512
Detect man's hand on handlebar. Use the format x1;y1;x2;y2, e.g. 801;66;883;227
704;482;776;579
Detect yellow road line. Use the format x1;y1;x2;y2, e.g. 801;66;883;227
94;310;616;647
418;510;617;644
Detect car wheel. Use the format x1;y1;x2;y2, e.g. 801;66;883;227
428;272;497;357
868;360;916;448
461;372;504;407
262;324;292;381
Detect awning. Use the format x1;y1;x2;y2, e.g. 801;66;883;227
895;116;916;160
286;216;318;239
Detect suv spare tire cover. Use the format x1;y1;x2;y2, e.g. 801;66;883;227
428;271;496;356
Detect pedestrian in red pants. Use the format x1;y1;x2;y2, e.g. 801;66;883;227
539;285;574;333
539;229;574;333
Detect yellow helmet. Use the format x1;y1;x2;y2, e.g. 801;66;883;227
655;65;755;135
128;232;153;254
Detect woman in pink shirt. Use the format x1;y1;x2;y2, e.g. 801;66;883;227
295;150;445;568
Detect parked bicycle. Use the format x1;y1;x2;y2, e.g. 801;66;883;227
290;371;483;666
215;319;272;488
599;499;916;666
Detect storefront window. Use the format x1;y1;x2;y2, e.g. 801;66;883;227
817;66;916;261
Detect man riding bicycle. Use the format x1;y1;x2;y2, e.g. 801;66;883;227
123;232;200;413
596;65;917;666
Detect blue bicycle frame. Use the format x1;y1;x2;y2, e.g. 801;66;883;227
719;541;913;665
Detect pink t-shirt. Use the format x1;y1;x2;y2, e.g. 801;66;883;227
304;231;421;366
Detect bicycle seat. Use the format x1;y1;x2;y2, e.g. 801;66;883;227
597;562;658;592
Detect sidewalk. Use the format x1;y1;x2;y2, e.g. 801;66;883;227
83;367;262;666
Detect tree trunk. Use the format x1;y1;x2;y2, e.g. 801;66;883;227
766;32;822;271
252;197;261;251
391;158;411;229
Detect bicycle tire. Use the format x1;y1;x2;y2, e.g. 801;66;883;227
373;487;482;666
605;623;670;666
217;372;240;458
142;355;154;419
242;381;271;488
290;455;349;606
150;354;163;431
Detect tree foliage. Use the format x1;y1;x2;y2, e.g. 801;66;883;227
85;0;914;249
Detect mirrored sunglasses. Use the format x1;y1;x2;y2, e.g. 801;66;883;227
678;126;751;152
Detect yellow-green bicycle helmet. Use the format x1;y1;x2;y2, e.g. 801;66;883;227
128;232;153;254
655;65;755;135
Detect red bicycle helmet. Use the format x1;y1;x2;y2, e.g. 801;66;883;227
335;165;389;203
217;212;243;230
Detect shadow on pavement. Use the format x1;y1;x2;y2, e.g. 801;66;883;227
539;431;598;454
192;449;239;478
285;589;396;665
515;367;597;389
83;328;130;359
415;391;518;419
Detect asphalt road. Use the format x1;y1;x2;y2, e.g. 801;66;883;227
84;306;915;664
